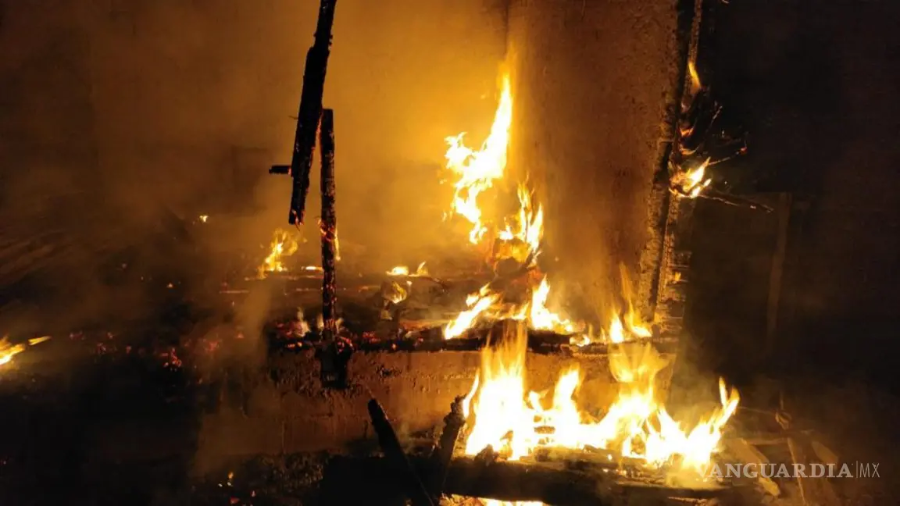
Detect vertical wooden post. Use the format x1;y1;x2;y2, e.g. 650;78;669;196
765;192;792;357
320;109;338;341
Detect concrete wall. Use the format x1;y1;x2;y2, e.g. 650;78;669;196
507;0;680;320
195;349;670;466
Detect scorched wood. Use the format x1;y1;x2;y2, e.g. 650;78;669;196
319;109;338;341
282;0;338;225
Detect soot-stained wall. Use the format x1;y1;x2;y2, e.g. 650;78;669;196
507;0;680;321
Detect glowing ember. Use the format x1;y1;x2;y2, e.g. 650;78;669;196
257;229;300;277
461;324;739;480
0;335;51;367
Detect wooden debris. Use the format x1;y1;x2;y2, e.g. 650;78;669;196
444;456;732;505
427;396;467;501
777;396;841;506
320;454;738;506
722;437;780;497
367;399;434;506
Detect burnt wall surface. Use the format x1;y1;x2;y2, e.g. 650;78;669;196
686;1;900;386
195;350;657;466
507;0;680;321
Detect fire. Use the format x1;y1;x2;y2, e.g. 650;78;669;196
461;324;739;479
529;277;576;334
444;72;513;245
444;284;501;340
672;157;712;198
386;262;428;277
495;183;544;266
257;228;300;277
0;335;51;367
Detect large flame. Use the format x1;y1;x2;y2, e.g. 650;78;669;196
441;71;647;343
444;73;513;245
461;324;739;479
257;228;300;278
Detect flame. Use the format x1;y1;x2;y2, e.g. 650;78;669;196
444;73;513;244
198;214;209;223
444;284;501;340
461;324;739;480
258;229;300;277
688;61;702;96
334;227;341;262
672;158;712;198
0;335;51;367
387;266;410;276
529;277;577;334
495;183;544;265
386;262;428;277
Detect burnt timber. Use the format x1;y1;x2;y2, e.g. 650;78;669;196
271;0;338;225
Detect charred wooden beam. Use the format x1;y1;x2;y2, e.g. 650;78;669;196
320;454;736;506
274;0;338;225
427;396;467;500
367;399;435;506
316;109;351;388
320;109;338;341
636;0;700;324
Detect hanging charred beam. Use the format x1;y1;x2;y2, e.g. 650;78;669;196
274;0;338;225
367;399;435;506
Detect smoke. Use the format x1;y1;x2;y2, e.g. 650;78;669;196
0;0;507;331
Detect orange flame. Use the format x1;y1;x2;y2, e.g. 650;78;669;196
258;229;300;278
444;73;513;244
461;324;739;480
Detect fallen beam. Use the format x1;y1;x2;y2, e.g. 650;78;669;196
367;399;434;506
319;454;738;505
